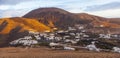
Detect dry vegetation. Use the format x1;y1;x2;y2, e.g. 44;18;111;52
0;17;50;34
0;47;120;58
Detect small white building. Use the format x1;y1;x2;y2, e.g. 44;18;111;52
113;47;120;53
86;42;100;52
64;46;75;51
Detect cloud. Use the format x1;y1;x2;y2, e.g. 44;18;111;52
0;0;120;18
0;0;34;5
84;2;120;18
87;9;120;18
0;10;3;18
85;2;120;11
0;9;31;18
0;5;11;10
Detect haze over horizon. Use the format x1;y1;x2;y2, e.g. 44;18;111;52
0;0;120;18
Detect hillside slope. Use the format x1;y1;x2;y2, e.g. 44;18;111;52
23;7;82;29
0;17;51;47
109;18;120;25
0;17;50;34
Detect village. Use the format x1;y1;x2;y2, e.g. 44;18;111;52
9;25;120;53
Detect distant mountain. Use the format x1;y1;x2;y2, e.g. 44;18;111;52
23;7;120;29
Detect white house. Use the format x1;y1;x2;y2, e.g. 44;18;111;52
113;47;120;53
64;46;75;51
86;42;100;52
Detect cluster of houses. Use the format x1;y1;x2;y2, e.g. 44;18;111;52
9;25;120;53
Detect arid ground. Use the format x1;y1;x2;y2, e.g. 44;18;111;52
0;47;120;58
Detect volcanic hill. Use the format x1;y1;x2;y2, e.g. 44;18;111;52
23;7;120;30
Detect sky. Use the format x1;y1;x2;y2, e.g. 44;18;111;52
0;0;120;18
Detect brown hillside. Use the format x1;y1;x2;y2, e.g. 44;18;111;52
23;7;120;29
23;7;81;29
75;13;108;21
0;17;50;34
109;18;120;25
